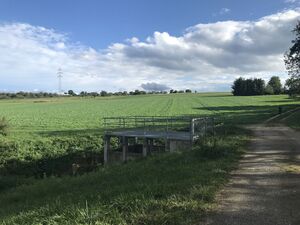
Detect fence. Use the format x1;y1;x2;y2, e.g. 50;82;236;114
103;116;215;140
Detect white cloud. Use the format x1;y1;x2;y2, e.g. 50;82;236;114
0;9;300;92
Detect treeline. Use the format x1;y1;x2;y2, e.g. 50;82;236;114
71;89;192;96
0;89;194;99
0;92;60;99
232;76;283;96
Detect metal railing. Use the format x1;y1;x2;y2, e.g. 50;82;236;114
103;116;215;139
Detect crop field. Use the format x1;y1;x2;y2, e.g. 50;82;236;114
0;93;299;135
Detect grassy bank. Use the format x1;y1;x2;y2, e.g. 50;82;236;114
0;126;249;225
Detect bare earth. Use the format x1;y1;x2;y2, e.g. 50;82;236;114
203;125;300;225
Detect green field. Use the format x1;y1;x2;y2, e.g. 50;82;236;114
0;92;299;175
1;93;299;135
0;93;299;224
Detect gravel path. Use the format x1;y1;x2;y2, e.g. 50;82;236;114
203;125;300;225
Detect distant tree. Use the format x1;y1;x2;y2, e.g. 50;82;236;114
265;84;274;95
90;92;99;97
232;77;265;96
100;91;107;97
232;77;245;96
68;90;76;96
284;21;300;95
252;78;265;95
285;77;300;96
267;76;282;94
79;91;87;97
133;90;141;95
185;89;192;93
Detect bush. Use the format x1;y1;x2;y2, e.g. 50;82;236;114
0;117;9;136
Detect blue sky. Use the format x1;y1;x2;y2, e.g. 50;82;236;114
0;0;290;49
0;0;299;92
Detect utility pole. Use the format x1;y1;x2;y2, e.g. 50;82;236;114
57;68;63;94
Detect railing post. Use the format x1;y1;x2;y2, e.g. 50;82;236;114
190;118;195;139
104;135;110;164
143;138;148;157
122;136;128;162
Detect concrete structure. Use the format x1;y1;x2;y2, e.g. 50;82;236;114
103;116;214;164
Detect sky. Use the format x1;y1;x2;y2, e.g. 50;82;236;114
0;0;300;92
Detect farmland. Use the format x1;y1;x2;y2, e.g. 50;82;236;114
0;93;299;176
1;93;299;135
0;93;299;224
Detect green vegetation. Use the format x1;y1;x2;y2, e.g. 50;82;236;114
267;76;282;95
284;21;300;96
0;93;298;134
0;93;299;224
0;93;298;178
282;109;300;130
232;76;283;96
0;117;9;136
0;126;248;225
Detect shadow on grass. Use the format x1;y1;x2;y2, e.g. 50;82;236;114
190;104;300;125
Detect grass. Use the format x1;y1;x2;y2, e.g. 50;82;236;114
0;93;299;224
0;93;297;178
282;109;300;130
0;93;298;135
0;126;249;225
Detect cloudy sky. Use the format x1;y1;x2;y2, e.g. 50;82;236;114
0;0;300;92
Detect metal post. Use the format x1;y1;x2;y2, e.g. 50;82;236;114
122;136;128;162
190;118;195;139
165;138;169;152
149;139;154;154
104;136;110;164
143;138;148;157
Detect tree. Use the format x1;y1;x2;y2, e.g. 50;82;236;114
252;78;265;95
90;92;99;97
79;91;87;97
284;21;300;95
68;90;76;96
285;77;300;96
232;77;246;96
185;89;192;93
265;84;274;95
232;77;265;96
267;76;282;94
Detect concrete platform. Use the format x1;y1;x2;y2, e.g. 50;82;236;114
107;129;191;141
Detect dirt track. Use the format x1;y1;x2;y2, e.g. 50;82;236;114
203;125;300;225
